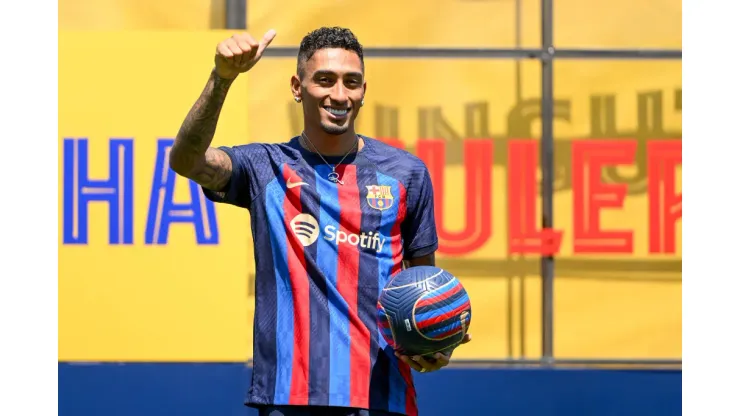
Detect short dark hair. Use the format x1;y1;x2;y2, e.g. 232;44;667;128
297;27;364;78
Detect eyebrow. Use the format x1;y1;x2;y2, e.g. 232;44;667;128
313;70;363;78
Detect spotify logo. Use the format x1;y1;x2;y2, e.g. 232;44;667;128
289;214;320;246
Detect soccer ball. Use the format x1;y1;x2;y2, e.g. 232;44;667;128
377;266;472;358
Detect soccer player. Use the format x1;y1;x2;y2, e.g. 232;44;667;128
170;26;470;416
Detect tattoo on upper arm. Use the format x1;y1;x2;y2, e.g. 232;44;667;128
176;73;234;153
170;70;235;188
193;147;233;192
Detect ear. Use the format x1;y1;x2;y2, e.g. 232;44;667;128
361;80;368;104
290;74;302;102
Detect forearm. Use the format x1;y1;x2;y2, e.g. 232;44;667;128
403;253;436;269
170;69;235;175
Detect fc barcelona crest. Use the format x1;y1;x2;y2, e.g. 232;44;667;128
366;185;394;211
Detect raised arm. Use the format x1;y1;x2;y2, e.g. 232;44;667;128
169;30;277;192
169;71;235;191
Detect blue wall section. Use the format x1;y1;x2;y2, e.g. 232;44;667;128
58;363;681;416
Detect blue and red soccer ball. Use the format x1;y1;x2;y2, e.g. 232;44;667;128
377;266;472;358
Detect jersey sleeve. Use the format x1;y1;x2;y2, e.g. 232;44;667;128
201;144;270;210
401;166;439;259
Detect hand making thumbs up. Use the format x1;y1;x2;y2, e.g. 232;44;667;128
214;29;277;79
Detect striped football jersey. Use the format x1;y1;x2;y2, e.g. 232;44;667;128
202;136;438;416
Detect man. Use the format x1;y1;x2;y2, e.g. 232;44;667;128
170;27;470;416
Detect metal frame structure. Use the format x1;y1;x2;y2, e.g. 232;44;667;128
226;0;682;368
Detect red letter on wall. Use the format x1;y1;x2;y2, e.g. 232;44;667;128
648;140;682;254
572;140;636;254
417;139;493;255
507;140;563;255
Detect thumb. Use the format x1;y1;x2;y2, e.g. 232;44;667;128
256;29;277;57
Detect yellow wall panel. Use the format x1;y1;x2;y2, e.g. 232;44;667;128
554;0;682;48
59;0;680;49
58;31;253;361
248;0;679;48
59;31;680;362
60;0;221;30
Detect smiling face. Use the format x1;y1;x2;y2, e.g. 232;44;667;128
291;48;366;136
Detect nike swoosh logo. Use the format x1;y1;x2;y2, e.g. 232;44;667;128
286;178;308;189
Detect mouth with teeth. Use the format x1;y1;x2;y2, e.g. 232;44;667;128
323;106;350;119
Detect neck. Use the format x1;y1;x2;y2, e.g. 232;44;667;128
302;125;362;156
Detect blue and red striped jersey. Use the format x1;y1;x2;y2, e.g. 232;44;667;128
202;136;438;416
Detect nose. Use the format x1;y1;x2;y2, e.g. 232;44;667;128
329;82;349;104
